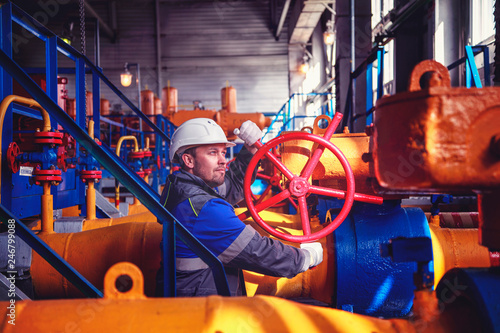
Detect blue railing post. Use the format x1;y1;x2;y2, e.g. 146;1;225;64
366;61;373;126
465;45;482;88
377;45;384;100
92;68;101;138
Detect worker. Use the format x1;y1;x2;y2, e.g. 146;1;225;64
156;118;323;297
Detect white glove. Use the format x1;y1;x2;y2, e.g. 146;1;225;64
235;120;262;146
300;242;323;271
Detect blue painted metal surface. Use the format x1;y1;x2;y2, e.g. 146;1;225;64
334;200;432;318
436;268;500;333
0;204;103;298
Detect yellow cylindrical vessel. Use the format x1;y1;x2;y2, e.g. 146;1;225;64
30;222;162;298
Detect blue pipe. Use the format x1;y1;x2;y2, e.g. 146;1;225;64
0;49;230;297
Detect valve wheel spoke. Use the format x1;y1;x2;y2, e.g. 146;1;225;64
298;196;311;235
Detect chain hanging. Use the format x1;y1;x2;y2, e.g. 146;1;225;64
79;0;87;117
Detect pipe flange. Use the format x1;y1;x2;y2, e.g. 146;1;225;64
33;169;62;185
144;168;153;175
143;151;153;158
136;170;145;178
80;170;102;182
129;151;145;159
34;131;64;145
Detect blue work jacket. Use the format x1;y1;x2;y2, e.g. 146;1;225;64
157;147;309;296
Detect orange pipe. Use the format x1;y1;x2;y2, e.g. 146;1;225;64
30;222;162;298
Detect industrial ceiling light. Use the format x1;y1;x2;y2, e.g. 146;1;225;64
299;55;310;74
323;20;335;46
120;63;133;87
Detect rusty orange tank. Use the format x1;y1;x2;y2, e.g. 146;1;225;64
162;86;178;114
221;86;237;113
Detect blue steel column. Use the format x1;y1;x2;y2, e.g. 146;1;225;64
162;217;176;297
92;68;101;138
377;46;384;100
45;36;58;125
365;62;373;126
75;57;86;207
0;3;13;211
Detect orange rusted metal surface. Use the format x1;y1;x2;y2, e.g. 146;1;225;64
30;222;161;298
374;60;500;192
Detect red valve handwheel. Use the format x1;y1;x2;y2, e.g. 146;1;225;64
7;142;21;174
238;113;383;243
251;148;297;209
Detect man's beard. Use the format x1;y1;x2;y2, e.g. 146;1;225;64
205;172;225;188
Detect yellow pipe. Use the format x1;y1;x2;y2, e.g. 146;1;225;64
0;264;480;333
86;181;96;220
0;95;52;202
115;135;140;208
116;135;139;155
429;223;491;287
40;182;54;234
30;222;162;298
145;136;150;151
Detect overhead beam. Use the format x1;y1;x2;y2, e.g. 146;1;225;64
84;1;116;42
275;0;292;40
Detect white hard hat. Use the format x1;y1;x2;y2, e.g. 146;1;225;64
169;118;236;163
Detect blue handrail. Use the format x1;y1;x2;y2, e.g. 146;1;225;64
263;92;333;141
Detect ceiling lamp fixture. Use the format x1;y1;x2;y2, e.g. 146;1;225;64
299;55;310;74
120;63;133;87
323;20;335;46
